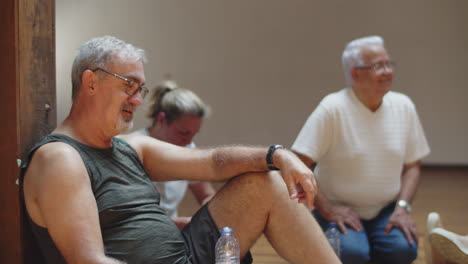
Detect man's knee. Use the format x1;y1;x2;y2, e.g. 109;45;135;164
213;171;286;207
371;240;417;264
226;171;285;194
339;229;371;264
341;243;370;264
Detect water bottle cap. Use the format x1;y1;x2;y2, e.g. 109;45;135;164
219;226;234;235
327;222;338;228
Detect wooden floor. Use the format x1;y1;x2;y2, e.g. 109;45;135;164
179;166;468;263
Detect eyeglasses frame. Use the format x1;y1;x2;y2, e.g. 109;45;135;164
91;68;148;98
354;61;396;72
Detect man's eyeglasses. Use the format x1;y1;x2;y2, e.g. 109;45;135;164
92;68;149;99
354;61;396;72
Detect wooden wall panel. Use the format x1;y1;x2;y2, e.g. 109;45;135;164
0;0;55;263
0;0;22;262
18;0;56;263
18;0;56;155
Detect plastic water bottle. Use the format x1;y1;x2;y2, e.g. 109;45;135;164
215;226;240;264
325;222;341;258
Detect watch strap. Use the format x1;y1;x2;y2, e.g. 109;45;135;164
396;199;412;213
266;145;285;170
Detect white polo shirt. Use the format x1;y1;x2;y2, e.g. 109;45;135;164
292;88;430;219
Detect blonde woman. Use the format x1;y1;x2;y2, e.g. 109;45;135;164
132;80;215;230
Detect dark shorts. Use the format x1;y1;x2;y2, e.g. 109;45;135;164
181;204;253;264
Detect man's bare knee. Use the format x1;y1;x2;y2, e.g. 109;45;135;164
218;171;286;201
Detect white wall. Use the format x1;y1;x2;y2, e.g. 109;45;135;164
56;0;468;165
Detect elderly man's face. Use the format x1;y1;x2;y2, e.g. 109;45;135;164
358;45;394;97
95;58;146;135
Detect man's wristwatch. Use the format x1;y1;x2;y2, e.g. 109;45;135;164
396;199;412;213
266;145;285;170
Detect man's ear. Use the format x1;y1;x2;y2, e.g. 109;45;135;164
156;112;167;125
351;68;360;82
81;70;96;95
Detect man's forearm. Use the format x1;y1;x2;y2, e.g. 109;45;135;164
211;146;269;179
398;161;421;203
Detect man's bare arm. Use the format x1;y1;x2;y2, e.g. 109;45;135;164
125;135;267;181
23;143;125;264
385;161;421;244
397;161;421;203
124;135;318;208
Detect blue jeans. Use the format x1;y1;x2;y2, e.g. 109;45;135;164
313;203;417;264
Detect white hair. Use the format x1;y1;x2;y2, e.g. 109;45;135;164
342;35;384;86
71;35;147;102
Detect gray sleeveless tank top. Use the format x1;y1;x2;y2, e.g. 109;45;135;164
20;134;191;263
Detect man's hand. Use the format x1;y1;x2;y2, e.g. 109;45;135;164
385;207;418;244
274;149;318;209
321;204;363;234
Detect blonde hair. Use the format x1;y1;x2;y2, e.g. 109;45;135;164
147;80;208;124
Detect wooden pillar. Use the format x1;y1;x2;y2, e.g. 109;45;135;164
0;0;55;263
18;0;56;152
0;0;22;262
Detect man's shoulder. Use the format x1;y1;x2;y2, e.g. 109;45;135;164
385;91;415;108
322;88;347;99
129;128;149;136
24;141;87;187
117;133;164;160
386;90;411;100
319;88;352;109
117;133;147;149
21;134;86;180
32;141;82;165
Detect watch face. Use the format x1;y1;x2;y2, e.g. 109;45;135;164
397;200;412;213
